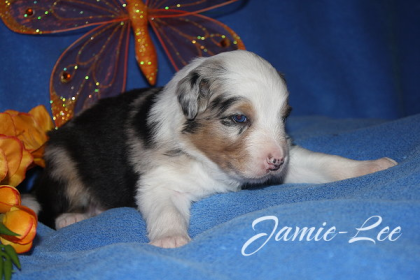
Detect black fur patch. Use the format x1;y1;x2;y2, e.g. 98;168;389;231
35;169;70;228
131;88;163;148
177;93;191;118
210;96;243;116
189;71;200;87
34;88;161;227
182;119;203;134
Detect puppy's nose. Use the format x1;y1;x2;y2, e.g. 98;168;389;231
267;156;284;171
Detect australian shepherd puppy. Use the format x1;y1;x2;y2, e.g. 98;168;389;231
33;50;397;248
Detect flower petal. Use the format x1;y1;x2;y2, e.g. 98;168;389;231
29;105;54;133
10;112;46;152
31;145;46;168
0;185;21;213
0;136;23;180
0;113;16;136
4;110;19;116
0;237;33;254
9;147;33;186
1;206;37;244
1;106;53;170
0;136;33;186
0;148;8;182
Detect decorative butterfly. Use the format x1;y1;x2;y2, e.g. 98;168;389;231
0;0;245;127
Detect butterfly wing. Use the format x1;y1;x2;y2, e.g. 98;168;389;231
0;0;131;126
2;0;244;126
146;0;239;14
0;0;126;34
50;20;131;127
146;0;245;70
149;11;245;71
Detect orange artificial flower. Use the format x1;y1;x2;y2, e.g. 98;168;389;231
0;205;38;253
0;185;21;213
0;105;54;167
0;135;33;186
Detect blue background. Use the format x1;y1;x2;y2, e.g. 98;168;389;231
1;0;419;118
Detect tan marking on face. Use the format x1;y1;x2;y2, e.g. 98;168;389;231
186;101;256;177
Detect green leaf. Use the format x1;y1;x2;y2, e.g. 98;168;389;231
3;246;20;270
0;251;12;280
0;223;19;237
0;254;4;280
3;258;12;280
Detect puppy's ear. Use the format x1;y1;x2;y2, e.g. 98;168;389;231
176;71;211;120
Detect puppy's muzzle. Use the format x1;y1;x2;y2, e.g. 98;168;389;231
266;156;284;171
266;154;285;172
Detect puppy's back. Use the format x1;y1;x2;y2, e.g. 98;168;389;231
35;88;161;228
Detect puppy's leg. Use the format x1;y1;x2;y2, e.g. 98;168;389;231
137;182;192;248
55;207;104;229
283;145;397;184
36;147;103;229
55;213;90;229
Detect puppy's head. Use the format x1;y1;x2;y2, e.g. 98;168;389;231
176;50;291;183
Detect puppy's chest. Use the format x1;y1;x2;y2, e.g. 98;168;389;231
130;148;241;199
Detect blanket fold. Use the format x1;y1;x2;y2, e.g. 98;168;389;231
15;114;420;280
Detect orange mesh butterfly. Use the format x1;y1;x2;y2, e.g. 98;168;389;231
0;0;245;127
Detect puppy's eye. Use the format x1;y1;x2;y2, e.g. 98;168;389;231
231;114;248;123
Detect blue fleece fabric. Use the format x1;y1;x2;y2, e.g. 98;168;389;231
13;115;420;280
1;0;419;279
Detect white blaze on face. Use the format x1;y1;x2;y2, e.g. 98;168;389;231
222;53;290;179
239;85;289;178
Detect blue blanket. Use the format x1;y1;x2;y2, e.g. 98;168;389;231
14;115;420;279
1;0;419;279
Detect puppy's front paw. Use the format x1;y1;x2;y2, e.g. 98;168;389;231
358;157;397;176
55;213;88;229
150;235;191;248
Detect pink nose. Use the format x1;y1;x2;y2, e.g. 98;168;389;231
266;155;284;171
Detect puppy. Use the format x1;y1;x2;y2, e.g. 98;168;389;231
34;50;397;248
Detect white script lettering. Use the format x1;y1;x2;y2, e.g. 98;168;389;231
241;215;402;256
349;216;402;244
